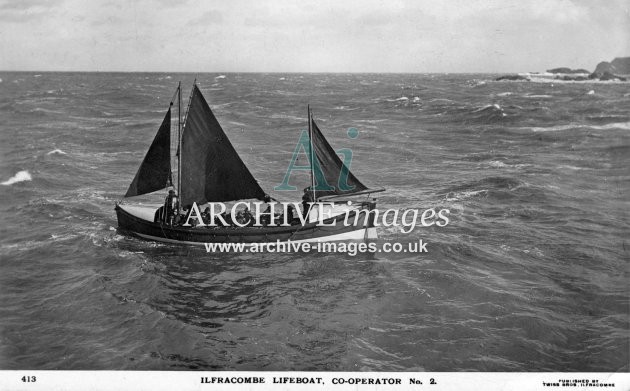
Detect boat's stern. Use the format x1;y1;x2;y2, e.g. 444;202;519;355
115;203;161;231
306;199;379;240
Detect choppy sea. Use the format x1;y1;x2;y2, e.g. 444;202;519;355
0;72;628;371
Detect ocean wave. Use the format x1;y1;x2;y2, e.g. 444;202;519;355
47;149;67;156
443;177;525;202
383;96;408;102
527;122;630;132
472;103;502;113
51;233;80;242
527;76;628;84
468;103;507;121
590;122;630;131
0;239;47;252
489;160;508;168
428;98;455;103
488;160;530;169
445;189;488;201
2;170;32;185
463;152;510;162
269;113;303;122
528;124;580;132
524;94;553;99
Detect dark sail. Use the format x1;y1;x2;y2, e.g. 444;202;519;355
125;108;172;197
310;118;368;198
180;85;266;205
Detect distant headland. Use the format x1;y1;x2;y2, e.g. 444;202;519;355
495;56;630;82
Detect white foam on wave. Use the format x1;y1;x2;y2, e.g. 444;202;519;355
269;113;303;122
488;160;529;169
591;122;630;131
489;160;508;168
1;240;44;252
51;233;79;241
2;170;32;186
587;90;595;95
558;165;583;171
524;94;552;98
472;103;502;113
529;122;630;132
497;92;512;97
528;76;627;84
47;148;67;155
445;189;487;201
529;124;579;132
214;75;226;80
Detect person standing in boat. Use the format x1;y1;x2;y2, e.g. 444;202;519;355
285;204;296;225
302;187;314;218
201;207;212;225
164;188;180;226
260;194;275;225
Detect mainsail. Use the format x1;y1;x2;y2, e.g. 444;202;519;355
124;108;172;197
179;85;266;206
309;117;368;198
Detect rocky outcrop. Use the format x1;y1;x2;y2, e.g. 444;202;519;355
495;74;530;81
593;57;630;76
556;75;588;81
547;67;590;74
590;71;627;81
494;57;629;82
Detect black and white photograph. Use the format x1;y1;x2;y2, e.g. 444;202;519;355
0;1;628;390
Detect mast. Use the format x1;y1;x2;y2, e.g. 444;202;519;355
177;81;182;198
308;105;316;201
179;79;196;206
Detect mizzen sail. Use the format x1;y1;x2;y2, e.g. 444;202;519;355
310;117;368;198
124;108;172;197
180;85;265;205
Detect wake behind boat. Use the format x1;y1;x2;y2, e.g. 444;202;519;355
115;82;384;246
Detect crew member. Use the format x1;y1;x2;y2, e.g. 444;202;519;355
285;204;295;224
201;207;211;225
164;189;179;225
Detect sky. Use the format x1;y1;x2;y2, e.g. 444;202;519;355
0;0;628;73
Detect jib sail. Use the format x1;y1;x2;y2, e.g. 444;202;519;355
124;108;172;197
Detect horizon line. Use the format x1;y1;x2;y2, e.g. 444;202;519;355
0;70;557;75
